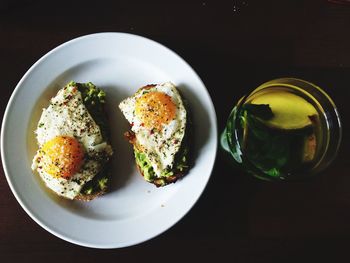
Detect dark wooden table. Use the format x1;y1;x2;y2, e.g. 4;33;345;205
1;0;350;262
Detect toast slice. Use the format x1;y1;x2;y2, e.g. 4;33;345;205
120;83;192;187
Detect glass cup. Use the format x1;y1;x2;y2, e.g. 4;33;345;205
221;78;342;181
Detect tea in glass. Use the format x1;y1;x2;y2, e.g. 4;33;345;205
221;78;342;181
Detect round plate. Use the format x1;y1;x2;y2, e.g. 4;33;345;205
1;33;217;248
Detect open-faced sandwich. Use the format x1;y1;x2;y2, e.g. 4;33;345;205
31;81;113;201
119;82;191;187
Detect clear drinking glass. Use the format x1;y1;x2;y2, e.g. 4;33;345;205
221;78;342;181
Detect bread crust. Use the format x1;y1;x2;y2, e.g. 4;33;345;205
74;189;106;201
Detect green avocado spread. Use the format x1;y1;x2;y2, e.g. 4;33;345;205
134;145;189;186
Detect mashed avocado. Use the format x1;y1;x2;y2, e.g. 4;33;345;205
75;82;109;139
66;81;110;196
134;145;189;186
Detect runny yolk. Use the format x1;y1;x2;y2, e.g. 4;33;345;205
40;136;84;179
135;91;176;130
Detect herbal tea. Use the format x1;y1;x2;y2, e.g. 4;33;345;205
222;78;341;181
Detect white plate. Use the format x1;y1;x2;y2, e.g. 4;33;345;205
1;33;217;248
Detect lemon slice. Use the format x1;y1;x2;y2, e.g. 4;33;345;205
250;91;318;130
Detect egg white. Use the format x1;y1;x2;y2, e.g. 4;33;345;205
31;84;113;199
119;82;187;177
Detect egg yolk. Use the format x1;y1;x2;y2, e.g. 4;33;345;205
135;91;176;130
40;136;84;179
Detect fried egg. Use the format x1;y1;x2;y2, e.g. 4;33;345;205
119;82;187;177
31;84;113;199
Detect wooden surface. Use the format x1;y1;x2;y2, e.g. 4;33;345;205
1;0;350;262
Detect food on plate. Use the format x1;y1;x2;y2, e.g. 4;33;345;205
31;81;113;200
119;82;191;187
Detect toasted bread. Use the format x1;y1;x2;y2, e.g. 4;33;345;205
75;190;106;201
